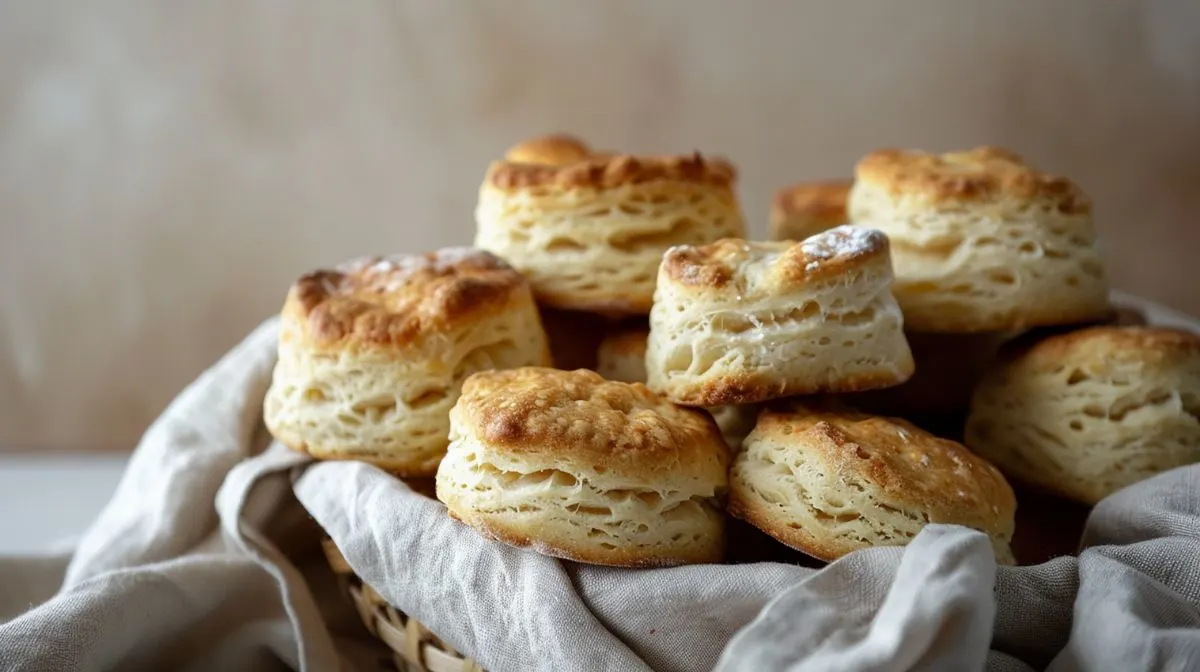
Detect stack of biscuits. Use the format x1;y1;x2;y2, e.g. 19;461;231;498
264;135;1200;569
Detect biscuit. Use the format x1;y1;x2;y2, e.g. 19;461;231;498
504;133;592;166
435;368;729;567
848;147;1110;332
645;229;914;406
729;404;1017;563
475;149;747;315
769;179;852;242
595;326;761;450
965;326;1200;505
594;326;654;384
263;248;552;476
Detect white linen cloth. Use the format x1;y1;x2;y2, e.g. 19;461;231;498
2;294;1199;671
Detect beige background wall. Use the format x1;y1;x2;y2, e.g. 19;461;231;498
2;1;1199;451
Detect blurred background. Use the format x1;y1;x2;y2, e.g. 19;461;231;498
2;1;1198;453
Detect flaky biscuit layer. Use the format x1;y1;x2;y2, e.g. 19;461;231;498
646;231;914;405
476;150;746;314
730;404;1016;563
965;326;1200;504
596;326;761;450
263;249;551;475
849;147;1109;332
436;368;729;566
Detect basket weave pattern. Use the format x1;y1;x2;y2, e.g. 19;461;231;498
322;539;484;672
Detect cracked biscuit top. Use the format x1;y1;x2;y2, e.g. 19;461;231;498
998;326;1200;373
751;404;1016;538
485;152;737;192
854;146;1090;214
660;227;890;295
283;247;529;350
453;367;729;484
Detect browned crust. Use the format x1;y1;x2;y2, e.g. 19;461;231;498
998;325;1200;372
533;284;655;317
785;227;890;284
664;363;914;407
282;248;528;349
732;406;1016;559
457;368;729;474
767;409;1014;526
446;509;724;567
503;133;592;166
660;231;889;291
1032;324;1200;356
855;146;1091;214
485;152;737;191
660;244;735;288
276;436;442;477
769;179;853;236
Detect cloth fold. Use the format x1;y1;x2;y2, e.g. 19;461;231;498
1047;469;1200;671
1;295;1200;671
715;526;997;672
0;321;374;672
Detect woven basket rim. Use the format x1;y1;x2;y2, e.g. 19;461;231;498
321;538;484;672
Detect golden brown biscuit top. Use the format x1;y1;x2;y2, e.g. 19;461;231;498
771;179;852;225
455;367;729;479
503;133;592;166
484;152;737;191
855;146;1091;214
1004;326;1200;373
283;248;528;348
756;406;1016;531
661;228;889;291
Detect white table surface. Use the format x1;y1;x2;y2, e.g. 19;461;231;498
0;454;128;554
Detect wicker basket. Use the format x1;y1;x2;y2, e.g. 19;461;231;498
321;538;484;672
